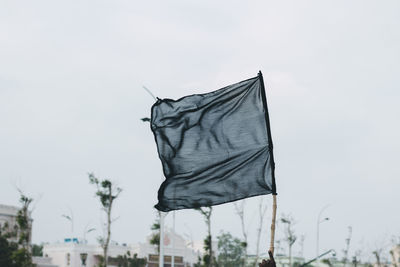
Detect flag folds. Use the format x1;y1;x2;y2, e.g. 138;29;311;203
151;72;276;212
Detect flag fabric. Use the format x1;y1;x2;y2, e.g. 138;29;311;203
150;72;276;212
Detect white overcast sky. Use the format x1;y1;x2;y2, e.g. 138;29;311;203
1;0;399;261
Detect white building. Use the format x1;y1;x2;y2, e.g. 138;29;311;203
32;256;58;267
43;239;130;267
133;228;201;267
0;204;32;244
42;229;201;267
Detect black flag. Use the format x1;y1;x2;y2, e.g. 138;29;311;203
151;72;276;212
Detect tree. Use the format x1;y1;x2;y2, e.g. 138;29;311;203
234;200;248;267
368;236;391;267
390;250;397;267
194;256;202;267
281;214;297;267
149;212;161;253
352;250;362;267
0;191;35;267
390;236;400;267
196;207;215;267
16;192;33;252
0;234;18;267
32;244;43;257
342;226;352;267
373;250;382;267
217;232;246;267
89;173;122;267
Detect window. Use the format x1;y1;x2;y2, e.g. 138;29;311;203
66;253;70;266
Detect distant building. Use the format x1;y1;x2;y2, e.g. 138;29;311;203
41;229;200;267
0;204;33;244
43;239;131;267
390;245;400;267
32;256;58;267
133;228;201;267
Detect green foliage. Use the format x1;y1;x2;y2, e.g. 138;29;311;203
0;236;34;267
321;259;332;267
89;173;122;267
149;213;160;253
195;207;216;267
112;252;147;267
32;244;43;257
0;191;35;267
96;255;105;267
11;247;34;267
1;221;16;239
202;235;217;266
151;220;160;231
0;234;18;267
217;232;245;267
203;234;211;254
89;173;122;209
193;256;202;267
17;194;33;247
149;234;160;253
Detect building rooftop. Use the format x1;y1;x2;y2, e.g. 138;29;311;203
0;204;20;216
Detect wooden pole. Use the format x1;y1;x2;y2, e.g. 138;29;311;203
269;194;277;254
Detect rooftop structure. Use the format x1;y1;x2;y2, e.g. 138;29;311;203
0;203;33;244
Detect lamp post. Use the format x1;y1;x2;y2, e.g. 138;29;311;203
301;249;336;267
83;226;95;244
316;205;330;260
62;210;74;238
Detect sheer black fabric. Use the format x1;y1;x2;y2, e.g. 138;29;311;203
151;72;276;212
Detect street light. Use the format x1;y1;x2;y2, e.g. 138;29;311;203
316;205;330;259
301;249;336;267
83;226;96;243
62;211;74;237
317;217;329;257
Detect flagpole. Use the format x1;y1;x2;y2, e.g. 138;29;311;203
160;212;165;267
269;194;277;254
258;71;278;255
172;211;175;267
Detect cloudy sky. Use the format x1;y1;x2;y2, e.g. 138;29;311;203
1;0;399;261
